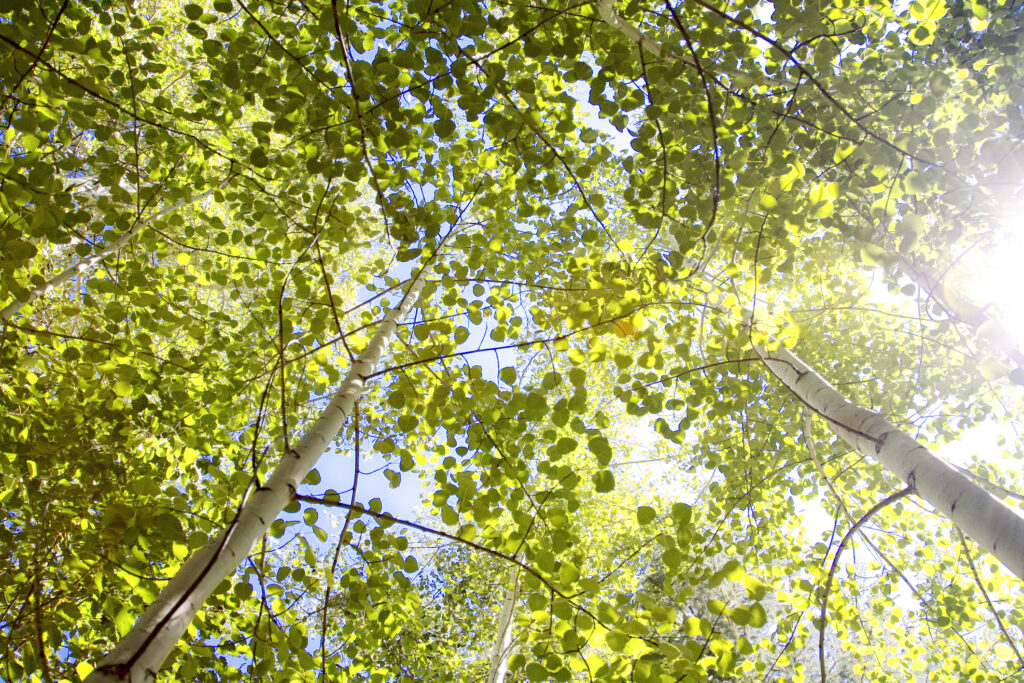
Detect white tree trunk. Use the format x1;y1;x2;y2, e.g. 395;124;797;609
1;186;218;323
64;175;140;204
596;0;678;64
85;260;435;682
758;345;1024;580
486;570;521;683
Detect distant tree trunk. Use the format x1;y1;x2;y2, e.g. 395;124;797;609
758;345;1024;580
85;251;439;683
487;570;521;683
1;185;219;323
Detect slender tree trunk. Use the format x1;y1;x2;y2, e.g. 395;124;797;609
85;253;438;682
486;570;521;683
64;175;139;204
596;0;679;64
1;186;219;323
757;345;1024;580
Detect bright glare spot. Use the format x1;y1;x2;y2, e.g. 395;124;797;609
959;209;1024;348
753;2;774;23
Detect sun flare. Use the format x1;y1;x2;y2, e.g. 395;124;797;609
958;209;1024;359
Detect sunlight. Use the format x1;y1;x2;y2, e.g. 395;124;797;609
958;206;1024;355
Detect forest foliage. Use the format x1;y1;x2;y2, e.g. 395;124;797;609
2;0;1024;681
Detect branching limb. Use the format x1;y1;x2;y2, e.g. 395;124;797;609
956;528;1024;671
818;487;912;683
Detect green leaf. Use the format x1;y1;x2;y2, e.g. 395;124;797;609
399;451;414;471
114;608;134;636
592;470;614;493
636;505;656;525
440;505;458;526
747;602;768;627
525;662;548;682
4;239;38;262
435;117;456;138
671;503;691;530
605;630;629;652
203;39;223;57
588;436;612;466
250;147;269;167
710;560;746;587
979;359;1005;380
551;437;577;457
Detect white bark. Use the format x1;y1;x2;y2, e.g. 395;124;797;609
596;0;680;64
1;186;218;323
64;175;139;204
758;345;1024;580
85;260;436;682
486;570;521;683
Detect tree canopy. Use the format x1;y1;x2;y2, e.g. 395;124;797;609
2;0;1024;681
